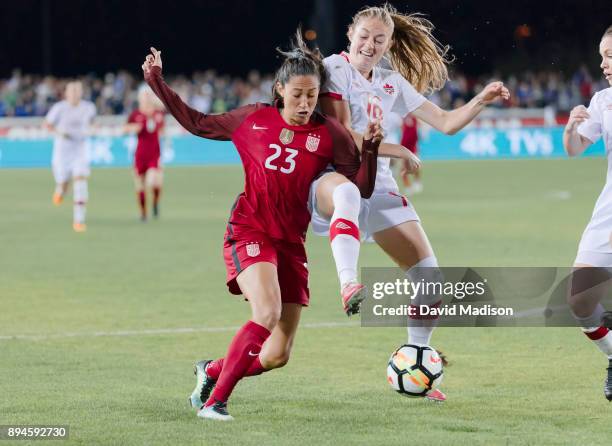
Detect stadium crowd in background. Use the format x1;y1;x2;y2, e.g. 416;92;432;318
0;65;609;118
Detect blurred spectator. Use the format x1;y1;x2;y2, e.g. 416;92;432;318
0;65;608;117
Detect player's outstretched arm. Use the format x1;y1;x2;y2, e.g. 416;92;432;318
563;105;592;157
412;81;510;135
142;47;237;141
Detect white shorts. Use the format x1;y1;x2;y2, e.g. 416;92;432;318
52;150;90;184
575;227;612;267
308;173;420;241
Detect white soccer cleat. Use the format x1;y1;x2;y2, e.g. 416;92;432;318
197;400;233;421
341;282;366;316
189;360;217;409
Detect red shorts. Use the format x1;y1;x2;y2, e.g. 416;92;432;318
223;226;310;306
134;155;160;176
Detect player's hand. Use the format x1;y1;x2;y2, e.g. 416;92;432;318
477;81;510;105
364;118;383;144
401;150;421;174
142;47;162;74
566;105;590;131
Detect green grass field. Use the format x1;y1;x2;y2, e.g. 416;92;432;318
1;158;611;445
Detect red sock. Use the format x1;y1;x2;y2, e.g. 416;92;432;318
153;187;161;206
206;356;266;380
138;191;146;217
205;321;270;406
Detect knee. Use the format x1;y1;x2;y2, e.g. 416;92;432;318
262;351;291;370
253;302;282;331
567;293;590;317
333;182;361;208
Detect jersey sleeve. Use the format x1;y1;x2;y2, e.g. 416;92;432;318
578;92;602;144
320;56;351;101
127;111;137;124
45;103;61;126
145;66;262;140
394;76;427;116
325;117;379;198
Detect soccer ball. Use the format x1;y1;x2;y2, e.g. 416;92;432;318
387;344;443;397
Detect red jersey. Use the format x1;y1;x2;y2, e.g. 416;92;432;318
401;115;418;154
145;66;378;243
128;109;164;159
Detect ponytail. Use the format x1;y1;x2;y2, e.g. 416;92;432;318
272;28;327;106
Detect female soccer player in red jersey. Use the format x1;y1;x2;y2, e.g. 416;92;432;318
142;33;382;420
399;115;423;195
124;88;165;221
316;4;510;402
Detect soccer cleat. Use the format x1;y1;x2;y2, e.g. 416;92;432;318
605;359;612;402
601;311;612;329
189;360;217;409
197;400;233;421
52;193;63;206
435;349;449;367
72;222;87;233
425;388;446;403
341;282;366;316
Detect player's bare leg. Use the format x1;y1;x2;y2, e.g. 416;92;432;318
198;262;280;421
315;172;364;315
568;264;612;400
133;173;147;221
146;168;163;218
72;175;88;232
53;181;69;206
373;221;447;402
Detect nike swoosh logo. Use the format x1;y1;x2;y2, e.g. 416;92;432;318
248;350;259;357
252;124;268;130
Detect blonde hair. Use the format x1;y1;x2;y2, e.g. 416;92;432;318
349;3;451;94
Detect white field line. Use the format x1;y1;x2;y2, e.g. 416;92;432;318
0;320;359;341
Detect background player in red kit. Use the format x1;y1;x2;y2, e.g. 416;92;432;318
142;34;382;421
124;88;165;220
399;115;423;195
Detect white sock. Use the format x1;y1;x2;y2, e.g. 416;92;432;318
577;304;612;358
329;182;361;289
54;184;63;195
73;179;88;224
406;256;442;346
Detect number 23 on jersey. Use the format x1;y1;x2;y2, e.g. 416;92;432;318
264;144;298;174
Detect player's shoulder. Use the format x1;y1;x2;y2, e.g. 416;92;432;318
231;103;275;129
315;111;350;139
51;100;67;110
593;87;612;104
323;53;353;75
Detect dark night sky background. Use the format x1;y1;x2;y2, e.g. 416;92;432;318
0;0;610;78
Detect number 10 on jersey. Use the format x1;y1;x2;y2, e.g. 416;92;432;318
264;144;298;174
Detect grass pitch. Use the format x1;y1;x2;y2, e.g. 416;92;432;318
1;158;611;445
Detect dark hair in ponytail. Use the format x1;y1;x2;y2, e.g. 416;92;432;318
272;28;327;106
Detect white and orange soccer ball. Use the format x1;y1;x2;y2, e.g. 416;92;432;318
386;344;443;397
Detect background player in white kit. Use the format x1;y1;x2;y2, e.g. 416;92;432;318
312;4;509;402
44;81;96;232
563;25;612;400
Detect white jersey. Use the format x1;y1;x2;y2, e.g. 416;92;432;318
46;100;96;183
46;100;96;153
576;87;612;262
321;53;426;193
